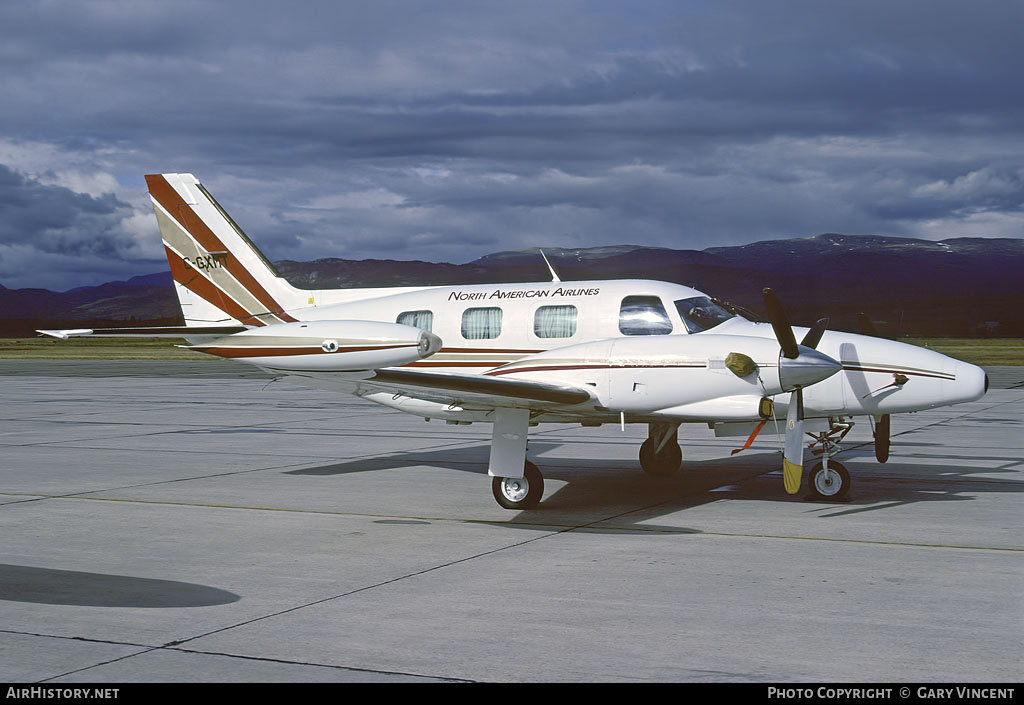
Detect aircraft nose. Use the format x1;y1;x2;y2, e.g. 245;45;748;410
778;345;843;391
948;359;987;404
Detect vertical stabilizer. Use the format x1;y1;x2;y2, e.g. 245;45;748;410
146;173;303;327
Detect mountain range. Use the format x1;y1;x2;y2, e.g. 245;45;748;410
2;234;1022;337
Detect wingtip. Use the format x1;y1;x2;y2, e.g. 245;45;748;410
37;328;92;340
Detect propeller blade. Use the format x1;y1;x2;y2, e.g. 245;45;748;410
800;317;829;350
762;288;799;359
782;389;804;494
857;313;879;337
874;413;891;463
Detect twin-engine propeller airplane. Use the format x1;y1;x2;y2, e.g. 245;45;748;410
40;173;989;509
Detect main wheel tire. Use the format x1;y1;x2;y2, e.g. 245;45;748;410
492;461;544;510
639;438;682;476
807;460;851;500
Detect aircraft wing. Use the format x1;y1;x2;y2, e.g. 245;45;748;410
372;369;592;406
283;367;594;411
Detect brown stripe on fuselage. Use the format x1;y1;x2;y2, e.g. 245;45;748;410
146;175;297;323
404;361;501;368
841;364;953;381
439;347;544;354
485;363;707;376
193;343;417;358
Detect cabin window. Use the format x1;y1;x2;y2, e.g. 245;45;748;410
619;295;673;335
534;305;578;338
674;297;733;333
397;310;434;332
461;307;503;339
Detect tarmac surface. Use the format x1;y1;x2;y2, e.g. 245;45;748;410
1;360;1021;683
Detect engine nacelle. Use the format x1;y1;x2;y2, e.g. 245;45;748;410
487;333;840;416
188;320;442;372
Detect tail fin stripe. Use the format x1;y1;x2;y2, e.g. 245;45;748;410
156;205;287;325
174;200;296;322
165;245;272;326
147;175;297;322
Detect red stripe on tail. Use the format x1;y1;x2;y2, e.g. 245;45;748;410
165;245;267;326
146;175;297;323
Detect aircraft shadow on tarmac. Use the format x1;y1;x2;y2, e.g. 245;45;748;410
284;441;1024;528
0;564;240;608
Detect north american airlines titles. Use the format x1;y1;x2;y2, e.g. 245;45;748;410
448;287;601;302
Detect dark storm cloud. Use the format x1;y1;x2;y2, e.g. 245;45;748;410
0;1;1022;288
0;164;162;289
0;165;130;255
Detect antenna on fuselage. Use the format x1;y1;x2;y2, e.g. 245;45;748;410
539;249;561;283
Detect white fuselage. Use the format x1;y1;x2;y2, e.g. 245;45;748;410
237;277;986;424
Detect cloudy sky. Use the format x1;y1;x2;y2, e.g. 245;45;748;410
1;0;1022;290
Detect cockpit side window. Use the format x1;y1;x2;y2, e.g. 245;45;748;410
619;295;673;335
674;296;734;333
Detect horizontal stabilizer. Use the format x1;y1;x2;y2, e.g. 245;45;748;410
37;325;250;340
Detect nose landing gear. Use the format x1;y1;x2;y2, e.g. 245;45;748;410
805;417;854;501
807;459;851;500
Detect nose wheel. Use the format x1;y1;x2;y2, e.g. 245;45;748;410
806;459;850;501
492;461;544;510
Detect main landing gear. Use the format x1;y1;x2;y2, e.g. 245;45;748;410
488;408;547;510
492;461;544;510
639;422;681;476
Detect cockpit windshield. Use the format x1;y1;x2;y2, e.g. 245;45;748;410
674;296;736;333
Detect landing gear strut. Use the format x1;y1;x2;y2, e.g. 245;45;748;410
639;423;681;476
488;408;545;510
805;417;854;501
